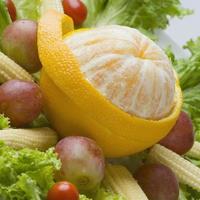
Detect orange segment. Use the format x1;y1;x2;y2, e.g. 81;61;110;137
38;11;182;157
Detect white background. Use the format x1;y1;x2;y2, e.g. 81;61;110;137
165;0;200;47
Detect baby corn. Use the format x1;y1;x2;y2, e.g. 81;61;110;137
0;52;33;83
103;164;148;200
0;127;58;150
148;144;200;192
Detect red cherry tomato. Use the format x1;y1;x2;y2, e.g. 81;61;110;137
47;182;79;200
5;0;17;21
62;0;87;25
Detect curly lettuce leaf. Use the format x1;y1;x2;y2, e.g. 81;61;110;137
83;0;191;33
185;37;200;55
0;142;61;200
166;41;200;198
183;86;200;197
174;37;200;90
179;154;200;200
79;188;125;200
165;46;177;65
179;185;188;200
183;84;200;141
0;0;11;45
0;114;10;130
80;194;92;200
179;184;200;200
82;0;107;28
12;0;64;21
165;38;200;141
13;0;41;21
0;174;41;200
28;114;50;128
94;188;125;200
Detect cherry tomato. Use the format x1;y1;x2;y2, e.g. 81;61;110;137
62;0;87;25
5;0;16;21
47;182;79;200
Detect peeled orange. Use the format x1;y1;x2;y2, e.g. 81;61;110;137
64;26;176;120
38;10;182;157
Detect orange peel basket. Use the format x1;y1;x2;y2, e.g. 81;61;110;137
38;10;182;157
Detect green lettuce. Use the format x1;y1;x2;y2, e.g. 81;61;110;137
186;37;200;55
80;194;92;200
0;141;123;200
94;188;125;200
12;0;64;21
0;114;10;129
82;0;191;33
13;0;41;21
179;185;188;200
0;142;61;200
183;84;200;141
27;113;50;128
174;37;200;90
0;0;11;45
81;0;107;27
80;188;126;200
179;184;200;200
165;38;200;141
80;187;126;200
165;39;200;199
179;155;200;199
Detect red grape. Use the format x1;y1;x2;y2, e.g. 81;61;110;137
62;0;87;25
159;111;194;155
47;181;79;200
1;20;42;73
5;0;16;21
55;136;105;192
0;80;43;127
134;163;179;200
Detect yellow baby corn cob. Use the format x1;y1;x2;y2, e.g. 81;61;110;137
0;52;34;83
40;0;64;15
148;144;200;192
187;141;200;158
103;164;148;200
0;127;58;150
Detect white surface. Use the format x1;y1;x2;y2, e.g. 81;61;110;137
156;30;187;58
165;0;200;47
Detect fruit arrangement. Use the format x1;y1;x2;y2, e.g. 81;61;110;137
0;0;200;200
